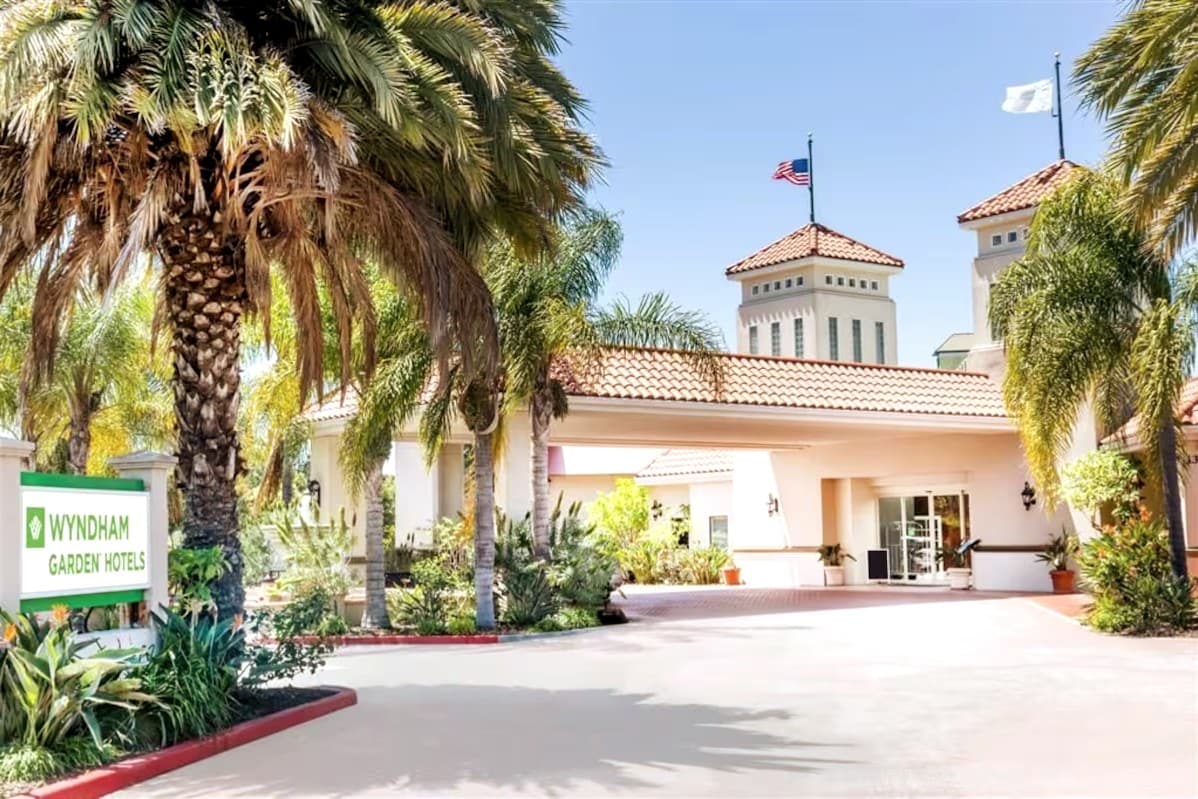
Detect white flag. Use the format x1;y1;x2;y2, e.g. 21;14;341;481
1002;79;1054;114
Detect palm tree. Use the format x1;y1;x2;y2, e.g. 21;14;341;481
0;274;171;473
990;170;1194;579
491;211;725;559
340;290;476;628
1075;0;1198;254
0;0;597;618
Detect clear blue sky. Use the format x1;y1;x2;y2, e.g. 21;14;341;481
556;0;1120;366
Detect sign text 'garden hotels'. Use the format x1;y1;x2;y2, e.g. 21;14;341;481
20;473;151;609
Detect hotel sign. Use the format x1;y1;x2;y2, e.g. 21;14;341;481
20;473;151;604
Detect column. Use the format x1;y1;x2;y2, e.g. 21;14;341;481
394;440;440;544
109;451;177;615
0;438;34;613
495;413;532;520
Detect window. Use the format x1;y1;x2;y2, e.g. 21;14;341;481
875;321;885;364
763;283;770;293
794;318;804;358
1007;230;1018;243
748;325;759;354
770;321;781;356
1022;227;1029;240
709;516;729;549
785;278;792;288
871;281;879;290
837;277;845;286
751;285;759;296
825;275;833;285
991;234;1002;247
828;317;839;360
849;278;856;288
851;319;862;362
798;276;804;287
774;281;782;291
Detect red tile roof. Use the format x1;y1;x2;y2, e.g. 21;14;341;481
306;348;1008;423
1107;377;1198;446
637;449;734;480
725;223;904;276
553;348;1007;418
957;160;1079;224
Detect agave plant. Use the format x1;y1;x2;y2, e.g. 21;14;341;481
0;609;153;749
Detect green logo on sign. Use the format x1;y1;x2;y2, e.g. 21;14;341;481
25;507;45;549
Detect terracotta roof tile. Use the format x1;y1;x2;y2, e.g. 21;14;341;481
725;223;903;276
637;449;734;480
957;160;1079;224
553;348;1007;418
307;348;1007;423
1107;377;1198;445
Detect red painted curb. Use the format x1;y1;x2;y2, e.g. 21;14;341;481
17;686;357;799
288;634;501;646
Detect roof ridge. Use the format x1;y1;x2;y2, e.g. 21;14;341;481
596;345;996;379
957;160;1081;223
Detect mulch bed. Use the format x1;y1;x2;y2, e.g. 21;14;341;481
230;686;336;722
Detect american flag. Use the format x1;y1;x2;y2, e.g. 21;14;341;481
773;158;810;186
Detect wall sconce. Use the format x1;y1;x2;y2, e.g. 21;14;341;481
650;500;664;521
308;479;322;509
1021;481;1036;511
766;493;779;517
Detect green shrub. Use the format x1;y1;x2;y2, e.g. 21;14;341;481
619;534;676;584
1062;449;1143;524
447;614;477;635
675;547;730;584
131;611;241;745
268;587;347;638
167;545;228;615
1077;516;1197;635
240;522;276;587
274;504;356;599
394;557;463;634
590;479;651;553
0;738;117;785
500;562;559;627
533;606;600;632
0;609;152;750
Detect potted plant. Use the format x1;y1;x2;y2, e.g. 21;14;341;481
817;544;856;586
722;556;742;586
1036;529;1079;594
938;544;972;590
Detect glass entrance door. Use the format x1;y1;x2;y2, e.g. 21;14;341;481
877;492;969;583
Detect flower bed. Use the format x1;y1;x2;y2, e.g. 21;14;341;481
7;686;356;799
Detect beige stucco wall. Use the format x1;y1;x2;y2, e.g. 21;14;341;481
968;213;1032;350
688;479;732;548
730;431;1073;590
548;473;626;514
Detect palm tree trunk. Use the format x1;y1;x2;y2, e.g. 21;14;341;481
360;458;392;629
530;390;553;560
1158;418;1190;580
161;210;246;621
66;411;90;475
473;427;497;630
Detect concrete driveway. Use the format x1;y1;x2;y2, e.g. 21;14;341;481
114;587;1198;798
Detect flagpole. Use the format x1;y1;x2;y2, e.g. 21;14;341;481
807;132;815;224
1052;52;1065;160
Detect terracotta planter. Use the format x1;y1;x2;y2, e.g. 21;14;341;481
722;567;742;586
947;567;972;590
823;565;845;586
1049;569;1075;594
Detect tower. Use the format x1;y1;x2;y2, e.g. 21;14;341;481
725;222;903;364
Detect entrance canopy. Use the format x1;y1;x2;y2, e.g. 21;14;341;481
308;347;1012;449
